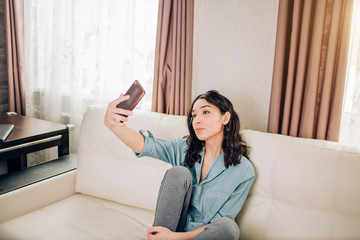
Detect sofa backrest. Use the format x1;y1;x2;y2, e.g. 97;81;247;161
75;106;188;211
239;130;360;240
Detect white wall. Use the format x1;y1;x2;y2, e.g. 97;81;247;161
192;0;279;131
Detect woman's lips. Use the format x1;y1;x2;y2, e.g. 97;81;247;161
195;127;204;132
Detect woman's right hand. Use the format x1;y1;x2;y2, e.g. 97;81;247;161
104;94;133;129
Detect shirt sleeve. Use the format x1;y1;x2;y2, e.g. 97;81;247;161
135;129;187;166
209;175;255;222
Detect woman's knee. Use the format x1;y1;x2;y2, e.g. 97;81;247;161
165;166;192;181
163;166;192;188
198;218;239;240
218;218;240;239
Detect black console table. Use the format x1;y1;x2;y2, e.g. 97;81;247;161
0;153;77;194
0;114;69;172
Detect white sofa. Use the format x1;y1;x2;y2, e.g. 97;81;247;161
0;105;360;240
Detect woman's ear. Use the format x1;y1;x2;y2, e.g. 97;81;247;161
223;112;231;125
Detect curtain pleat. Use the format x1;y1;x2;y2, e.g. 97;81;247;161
4;0;25;115
152;0;194;116
268;0;354;141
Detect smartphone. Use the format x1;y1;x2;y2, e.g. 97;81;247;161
116;80;146;111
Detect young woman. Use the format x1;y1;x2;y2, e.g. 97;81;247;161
104;90;255;240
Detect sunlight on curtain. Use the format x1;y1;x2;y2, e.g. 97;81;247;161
24;0;158;158
339;0;360;148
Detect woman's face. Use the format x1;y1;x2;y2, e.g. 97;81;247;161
191;99;230;142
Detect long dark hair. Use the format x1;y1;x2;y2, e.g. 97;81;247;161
184;90;250;168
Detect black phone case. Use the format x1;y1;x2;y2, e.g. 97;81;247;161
116;80;146;110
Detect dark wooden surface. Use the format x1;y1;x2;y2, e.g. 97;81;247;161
0;114;68;147
0;153;77;195
0;114;69;172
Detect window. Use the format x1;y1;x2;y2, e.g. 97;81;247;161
24;0;159;159
339;0;360;148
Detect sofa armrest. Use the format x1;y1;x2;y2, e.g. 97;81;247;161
0;170;76;223
0;155;77;223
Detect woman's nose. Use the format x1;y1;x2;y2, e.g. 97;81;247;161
193;115;201;123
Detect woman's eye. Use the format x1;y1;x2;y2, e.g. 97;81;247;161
192;114;197;118
203;110;209;114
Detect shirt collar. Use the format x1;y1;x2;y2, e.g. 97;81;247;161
194;149;226;185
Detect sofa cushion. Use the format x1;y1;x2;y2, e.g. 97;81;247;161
0;194;153;239
238;130;360;240
76;106;188;211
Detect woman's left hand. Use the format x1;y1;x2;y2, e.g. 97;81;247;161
147;226;177;240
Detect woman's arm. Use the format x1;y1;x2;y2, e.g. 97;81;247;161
104;94;145;154
147;225;207;240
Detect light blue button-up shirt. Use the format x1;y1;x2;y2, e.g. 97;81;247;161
136;129;255;232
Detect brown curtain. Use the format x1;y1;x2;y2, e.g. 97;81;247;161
4;0;25;115
268;0;354;141
152;0;194;116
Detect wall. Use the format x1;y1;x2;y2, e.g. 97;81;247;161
0;0;9;114
192;0;279;132
0;0;8;175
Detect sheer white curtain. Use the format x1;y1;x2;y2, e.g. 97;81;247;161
24;0;158;157
339;0;360;148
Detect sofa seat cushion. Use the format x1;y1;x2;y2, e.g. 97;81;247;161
0;194;154;240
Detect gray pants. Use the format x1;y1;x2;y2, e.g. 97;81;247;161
153;166;240;240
